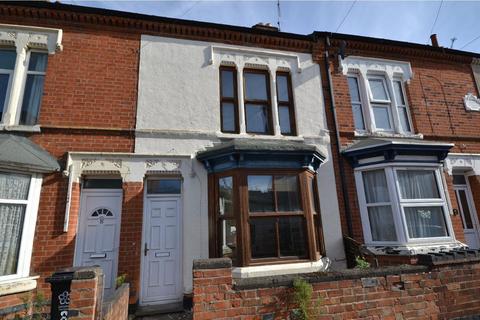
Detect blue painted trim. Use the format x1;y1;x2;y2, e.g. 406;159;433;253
343;143;452;168
197;147;325;173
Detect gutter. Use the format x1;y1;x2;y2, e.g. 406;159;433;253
322;35;354;238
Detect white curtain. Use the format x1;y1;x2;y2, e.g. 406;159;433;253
0;173;30;276
20;75;45;125
368;206;397;241
363;170;389;203
0;205;26;276
398;170;439;199
363;170;397;241
405;206;448;238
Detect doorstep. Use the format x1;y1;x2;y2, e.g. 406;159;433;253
135;302;184;318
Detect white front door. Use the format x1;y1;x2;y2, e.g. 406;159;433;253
454;185;480;249
75;190;122;297
140;197;182;305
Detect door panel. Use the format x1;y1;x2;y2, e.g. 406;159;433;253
75;190;122;297
141;197;182;304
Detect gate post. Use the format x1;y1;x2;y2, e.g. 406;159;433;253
47;266;104;320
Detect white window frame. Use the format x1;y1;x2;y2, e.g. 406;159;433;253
14;50;48;125
365;74;395;132
341;56;414;136
0;50;15;124
347;74;367;132
0;172;42;283
0;24;62;129
355;163;455;246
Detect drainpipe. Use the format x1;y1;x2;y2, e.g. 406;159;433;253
322;35;354;238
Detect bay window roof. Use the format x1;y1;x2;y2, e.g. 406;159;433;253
0;134;59;173
343;138;453;168
196;139;326;173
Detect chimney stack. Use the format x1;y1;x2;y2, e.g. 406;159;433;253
430;34;439;47
252;23;279;32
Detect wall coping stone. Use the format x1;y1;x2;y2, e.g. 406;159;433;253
46;266;103;284
193;258;232;270
234;265;428;290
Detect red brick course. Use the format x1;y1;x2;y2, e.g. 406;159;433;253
193;261;480;320
118;182;144;304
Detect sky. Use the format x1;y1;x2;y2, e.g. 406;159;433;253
62;0;480;54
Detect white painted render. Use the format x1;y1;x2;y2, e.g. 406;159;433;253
135;35;346;294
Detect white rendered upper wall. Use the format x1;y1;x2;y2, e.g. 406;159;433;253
136;35;329;140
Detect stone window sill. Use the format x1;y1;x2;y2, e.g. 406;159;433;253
354;131;423;140
232;258;330;279
0;276;39;296
216;132;305;141
0;125;41;133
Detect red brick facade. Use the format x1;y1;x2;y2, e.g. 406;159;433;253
0;4;139;314
314;37;480;252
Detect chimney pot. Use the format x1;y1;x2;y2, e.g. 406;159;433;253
430;34;439;47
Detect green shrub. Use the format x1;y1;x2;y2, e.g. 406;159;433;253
290;278;321;320
355;256;371;269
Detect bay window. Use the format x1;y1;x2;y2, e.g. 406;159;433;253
0;171;42;281
357;166;452;245
211;169;323;266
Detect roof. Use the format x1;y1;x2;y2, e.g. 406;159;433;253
0;134;60;173
342;138;454;168
197;139;323;160
196;139;326;173
3;1;480;59
343;138;453;154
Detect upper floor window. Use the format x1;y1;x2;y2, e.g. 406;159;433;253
0;50;48;126
218;66;296;136
0;24;62;128
342;56;413;136
276;72;296;135
19;52;48;125
220;67;239;133
244;70;272;134
0;50;16;123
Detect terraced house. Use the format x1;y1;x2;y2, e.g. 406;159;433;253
0;2;344;317
1;1;480;319
316;32;480;266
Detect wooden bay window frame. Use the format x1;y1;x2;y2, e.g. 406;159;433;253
209;168;324;267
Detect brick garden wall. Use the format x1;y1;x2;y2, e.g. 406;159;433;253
193;258;480;320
